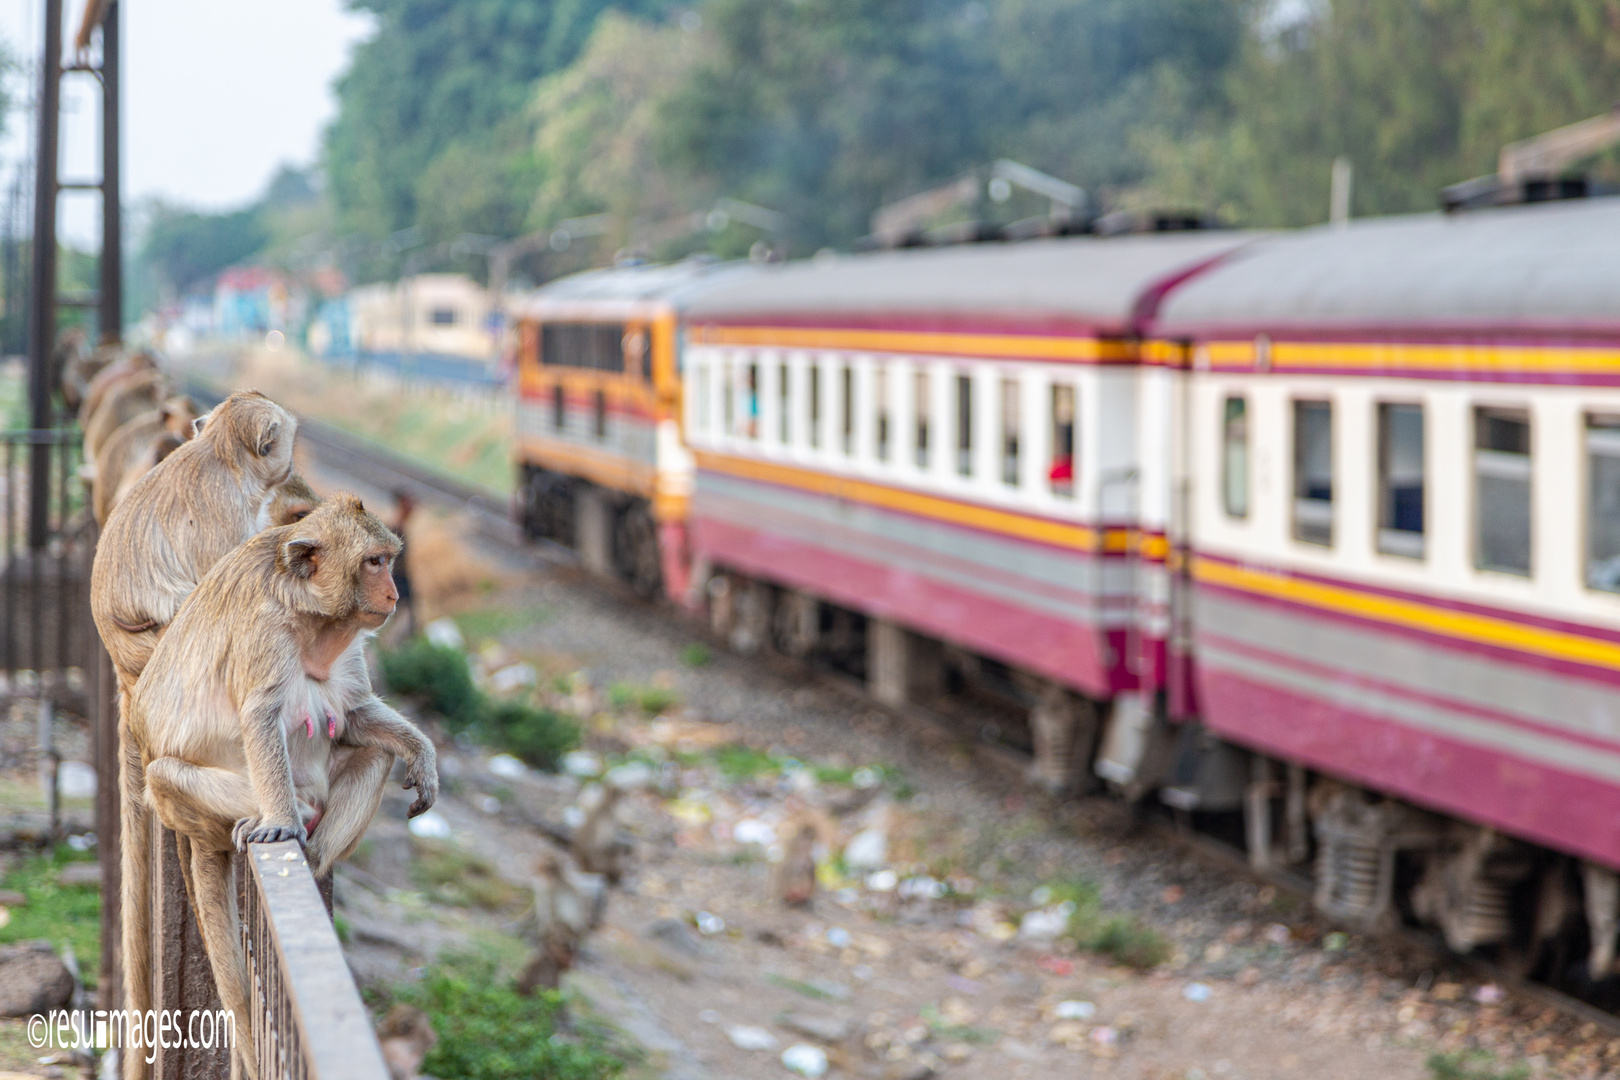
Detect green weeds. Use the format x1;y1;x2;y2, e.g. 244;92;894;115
1427;1050;1529;1080
0;846;100;983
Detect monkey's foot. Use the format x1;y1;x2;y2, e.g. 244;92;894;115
232;816;308;849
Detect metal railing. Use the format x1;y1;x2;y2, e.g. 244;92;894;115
241;842;391;1080
0;428;95;682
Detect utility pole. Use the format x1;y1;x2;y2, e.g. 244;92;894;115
26;0;62;549
99;1;121;346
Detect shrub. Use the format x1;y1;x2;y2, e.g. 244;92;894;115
679;643;712;668
482;700;580;772
395;956;626;1080
381;639;481;730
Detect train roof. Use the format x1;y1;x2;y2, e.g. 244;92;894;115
680;232;1259;334
1155;197;1620;336
514;258;756;318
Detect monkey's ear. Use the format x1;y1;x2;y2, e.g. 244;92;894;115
191;410;213;437
256;420;283;458
281;536;321;578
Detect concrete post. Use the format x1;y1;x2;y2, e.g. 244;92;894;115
868;619;909;707
574;486;612;577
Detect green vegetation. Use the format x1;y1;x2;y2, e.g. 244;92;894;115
678;644;712;669
764;973;843;1002
412;839;527;910
713;743;781;780
607;682;680;716
392;954;627;1080
0;846;101;984
918;1003;1000;1044
1427;1050;1530;1080
1039;878;1170;970
381;639;580;770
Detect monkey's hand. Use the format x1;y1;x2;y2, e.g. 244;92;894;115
232;815;309;850
403;755;439;819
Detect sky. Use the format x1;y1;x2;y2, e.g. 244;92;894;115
0;0;374;245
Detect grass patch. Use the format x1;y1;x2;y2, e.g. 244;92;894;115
607;683;680;716
382;638;580;770
456;606;549;643
1033;878;1170;971
391;953;627;1080
1427;1050;1529;1080
715;744;781;780
678;643;712;668
919;1004;1000;1044
0;846;100;984
412;840;526;910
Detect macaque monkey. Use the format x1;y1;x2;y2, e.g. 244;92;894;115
376;1004;437;1080
91;395;200;526
126;494;438;1078
774;822;819;907
83;368;168;463
53;329;91;411
571;783;630;884
91;389;296;692
515;849;603;994
80;349;157;424
266;472;321;526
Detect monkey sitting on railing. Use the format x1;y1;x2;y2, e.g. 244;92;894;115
123;494;438;1080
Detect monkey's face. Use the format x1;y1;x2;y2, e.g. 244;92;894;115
354;545;400;628
280;493;402;624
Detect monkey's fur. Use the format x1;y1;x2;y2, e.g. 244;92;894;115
571;783;631;884
125;494;438;1079
91;395;200;526
377;1004;438;1080
516;849;604;994
266;472;321;526
91;390;296;692
774;821;819;907
82;368;168;464
79;349;157;424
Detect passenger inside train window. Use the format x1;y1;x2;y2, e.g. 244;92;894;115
1377;403;1425;558
1292;400;1333;545
694;364;710;434
915;370;930;468
1001;378;1020;486
1221;396;1246;517
778;362;790;444
1050;385;1075;497
743;362;759;439
1475;407;1531;576
876;367;890;461
956;374;973;476
809;365;821;449
1588;415;1620;592
841;365;855;455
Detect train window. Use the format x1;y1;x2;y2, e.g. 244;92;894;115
430;307;457;326
1051;384;1075;497
1475;407;1531;576
552;384;565;432
1001;378;1020;486
1587;415;1620;592
876;366;890;462
593;388;607;440
625;330;648;379
956;374;973;477
841;365;855;455
809;365;821;449
694;364;710;433
1377;403;1424;557
541;323;626;372
1222;396;1247;518
742;362;759;439
778;362;790;444
915;370;930;468
1292;400;1333;545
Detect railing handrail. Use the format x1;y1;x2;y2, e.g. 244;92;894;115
241;840;391;1080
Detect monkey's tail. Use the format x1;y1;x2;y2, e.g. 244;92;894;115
189;845;259;1080
118;697;152;1080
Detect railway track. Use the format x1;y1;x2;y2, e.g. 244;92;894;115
289;405;1620;1043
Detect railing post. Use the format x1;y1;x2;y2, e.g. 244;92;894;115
150;820;230;1079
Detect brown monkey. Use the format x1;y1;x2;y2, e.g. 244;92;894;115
516;849;602;993
377;1004;438;1080
774;821;819;907
570;783;630;884
127;494;438;1078
79;349;157;426
82;368;168;463
266;471;321;526
91;395;200;526
52;328;89;410
91;389;296;692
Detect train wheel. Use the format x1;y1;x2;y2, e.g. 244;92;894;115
617;502;663;599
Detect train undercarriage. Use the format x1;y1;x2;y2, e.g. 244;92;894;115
517;464;664;599
701;561;1620;1010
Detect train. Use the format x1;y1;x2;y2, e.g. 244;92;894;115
512;191;1620;991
